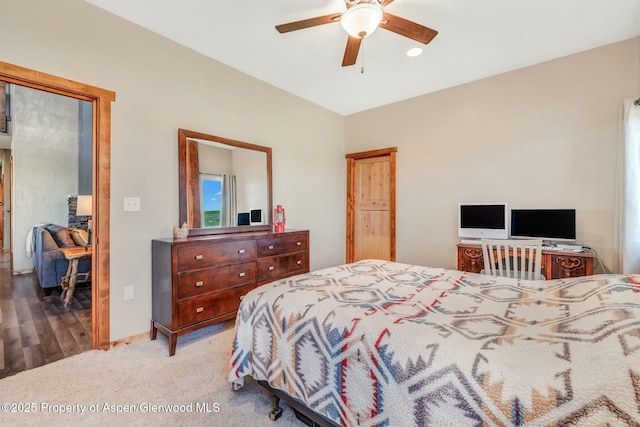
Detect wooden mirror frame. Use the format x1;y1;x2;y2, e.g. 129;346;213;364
178;128;273;236
0;60;115;350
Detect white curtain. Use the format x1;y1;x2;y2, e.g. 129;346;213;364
615;99;640;273
220;174;237;227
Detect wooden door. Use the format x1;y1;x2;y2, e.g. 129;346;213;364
346;148;396;263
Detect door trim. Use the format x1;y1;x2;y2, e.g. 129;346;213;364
0;60;115;350
346;147;397;263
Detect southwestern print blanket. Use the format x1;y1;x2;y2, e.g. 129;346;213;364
229;259;640;426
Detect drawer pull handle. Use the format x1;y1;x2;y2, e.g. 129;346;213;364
238;272;246;277
195;281;204;287
296;260;302;265
194;255;203;260
296;241;302;246
196;307;204;313
268;245;274;250
238;249;245;254
268;266;275;271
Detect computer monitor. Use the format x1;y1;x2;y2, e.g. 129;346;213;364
458;203;509;240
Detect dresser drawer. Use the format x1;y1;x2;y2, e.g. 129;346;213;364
178;283;258;328
257;251;309;282
257;232;308;257
549;254;590;278
177;262;257;299
177;240;256;271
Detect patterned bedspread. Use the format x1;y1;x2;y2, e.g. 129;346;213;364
229;259;640;426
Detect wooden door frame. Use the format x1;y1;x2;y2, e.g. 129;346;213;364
345;147;397;263
0;60;115;350
0;177;3;247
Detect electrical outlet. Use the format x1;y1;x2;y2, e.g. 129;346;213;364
124;197;141;212
124;285;134;300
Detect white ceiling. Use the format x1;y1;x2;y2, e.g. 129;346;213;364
85;0;640;116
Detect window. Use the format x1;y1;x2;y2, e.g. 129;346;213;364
200;173;222;227
617;99;640;272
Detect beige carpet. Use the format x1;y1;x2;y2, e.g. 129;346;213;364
0;321;301;426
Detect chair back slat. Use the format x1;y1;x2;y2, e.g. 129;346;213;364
480;239;544;280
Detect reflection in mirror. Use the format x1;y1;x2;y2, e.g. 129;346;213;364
178;129;272;236
197;142;267;227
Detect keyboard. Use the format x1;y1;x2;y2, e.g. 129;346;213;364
460;239;481;244
542;245;584;252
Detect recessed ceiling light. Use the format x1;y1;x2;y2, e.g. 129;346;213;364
406;47;423;57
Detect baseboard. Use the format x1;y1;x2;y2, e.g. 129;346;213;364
12;269;33;275
110;331;148;349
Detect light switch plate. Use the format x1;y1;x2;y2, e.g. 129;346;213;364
124;197;140;212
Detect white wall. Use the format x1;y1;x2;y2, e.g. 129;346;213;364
0;0;345;340
232;148;268;217
198;145;232;176
346;37;640;273
12;85;79;273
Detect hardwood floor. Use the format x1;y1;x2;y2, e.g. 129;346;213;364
0;253;91;379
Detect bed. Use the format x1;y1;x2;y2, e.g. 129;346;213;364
229;259;640;426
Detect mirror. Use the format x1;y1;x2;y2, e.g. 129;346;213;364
178;129;272;236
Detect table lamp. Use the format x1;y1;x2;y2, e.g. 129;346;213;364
76;195;93;251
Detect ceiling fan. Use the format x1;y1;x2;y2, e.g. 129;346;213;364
275;0;438;67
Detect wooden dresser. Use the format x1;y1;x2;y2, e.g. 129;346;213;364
151;230;309;355
457;243;594;279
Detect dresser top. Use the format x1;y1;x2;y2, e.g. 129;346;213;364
456;242;594;257
153;229;308;244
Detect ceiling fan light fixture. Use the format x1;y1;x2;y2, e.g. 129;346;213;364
340;3;383;39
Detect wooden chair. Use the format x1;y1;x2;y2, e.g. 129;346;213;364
481;239;545;280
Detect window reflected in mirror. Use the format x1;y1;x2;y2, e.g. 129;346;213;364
200;173;221;227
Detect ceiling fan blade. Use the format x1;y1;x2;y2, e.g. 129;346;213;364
381;0;395;6
379;13;438;44
342;36;362;67
275;13;342;33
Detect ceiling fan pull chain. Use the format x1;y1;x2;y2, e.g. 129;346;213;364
361;40;365;74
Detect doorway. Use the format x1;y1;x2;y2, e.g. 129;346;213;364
346;147;397;263
0;61;114;351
